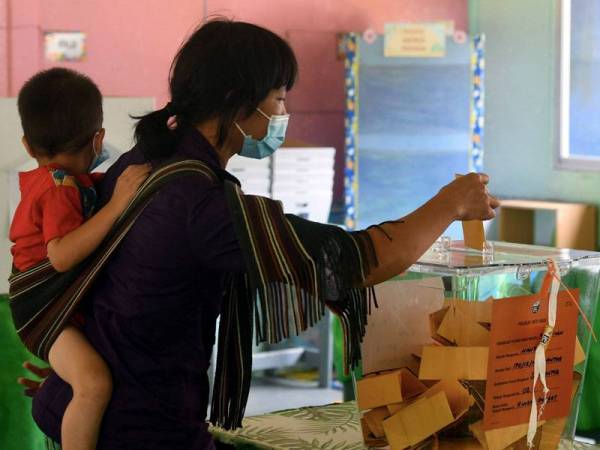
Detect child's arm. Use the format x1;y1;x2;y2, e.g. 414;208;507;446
47;164;151;272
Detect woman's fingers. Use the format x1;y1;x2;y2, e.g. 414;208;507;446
18;376;42;397
23;361;52;378
489;195;500;209
17;376;41;390
18;361;51;396
485;206;497;220
482;194;499;220
478;172;490;184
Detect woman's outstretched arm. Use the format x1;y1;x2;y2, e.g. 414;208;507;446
363;173;499;286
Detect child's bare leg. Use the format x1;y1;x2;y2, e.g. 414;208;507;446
48;325;112;450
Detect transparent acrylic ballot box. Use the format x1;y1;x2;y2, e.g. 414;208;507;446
356;240;600;450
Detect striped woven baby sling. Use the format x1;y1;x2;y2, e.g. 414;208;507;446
9;158;378;430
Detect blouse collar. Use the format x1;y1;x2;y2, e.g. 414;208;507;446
177;127;241;186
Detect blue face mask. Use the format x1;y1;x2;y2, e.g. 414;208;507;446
89;138;110;172
236;108;289;159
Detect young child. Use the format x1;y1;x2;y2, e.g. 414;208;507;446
10;68;151;450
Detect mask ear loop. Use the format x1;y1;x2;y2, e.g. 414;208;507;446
256;107;289;121
256;108;272;120
234;122;249;137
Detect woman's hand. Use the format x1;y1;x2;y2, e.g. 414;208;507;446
17;361;52;397
364;173;500;285
438;172;499;221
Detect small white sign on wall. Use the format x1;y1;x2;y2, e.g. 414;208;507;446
44;31;86;62
384;23;446;58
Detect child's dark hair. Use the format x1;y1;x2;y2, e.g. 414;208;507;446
134;18;298;160
18;68;103;157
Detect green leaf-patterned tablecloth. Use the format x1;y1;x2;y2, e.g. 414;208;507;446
210;401;367;450
210;401;600;450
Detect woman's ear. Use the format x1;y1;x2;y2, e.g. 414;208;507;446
235;104;252;122
21;136;35;158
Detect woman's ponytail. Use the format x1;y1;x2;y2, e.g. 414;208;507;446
132;104;183;160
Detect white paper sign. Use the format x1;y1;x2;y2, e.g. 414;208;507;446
44;32;86;62
384;23;446;58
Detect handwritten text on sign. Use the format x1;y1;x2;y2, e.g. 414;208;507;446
483;290;579;430
384;23;446;58
45;32;86;62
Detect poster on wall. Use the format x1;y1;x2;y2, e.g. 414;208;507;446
44;32;86;62
342;32;473;237
384;23;446;58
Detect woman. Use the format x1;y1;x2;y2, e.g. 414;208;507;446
27;19;498;449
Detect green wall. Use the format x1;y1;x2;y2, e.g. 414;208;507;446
471;0;600;247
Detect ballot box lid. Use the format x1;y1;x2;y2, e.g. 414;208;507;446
410;240;600;277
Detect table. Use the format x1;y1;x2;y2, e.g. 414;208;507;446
211;402;600;450
211;401;366;450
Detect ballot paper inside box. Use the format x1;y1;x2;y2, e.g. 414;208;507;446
355;241;600;450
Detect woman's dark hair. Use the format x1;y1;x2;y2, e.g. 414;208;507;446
134;18;298;159
18;68;103;157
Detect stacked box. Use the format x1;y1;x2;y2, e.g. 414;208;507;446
272;147;335;223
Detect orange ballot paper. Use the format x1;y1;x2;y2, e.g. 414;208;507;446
483;289;579;430
455;174;485;250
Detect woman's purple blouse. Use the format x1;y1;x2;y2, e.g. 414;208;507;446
32;129;246;449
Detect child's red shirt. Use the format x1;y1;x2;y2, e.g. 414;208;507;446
10;165;102;272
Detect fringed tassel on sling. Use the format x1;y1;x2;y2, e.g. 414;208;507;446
210;273;254;430
287;214;378;373
212;182;379;429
